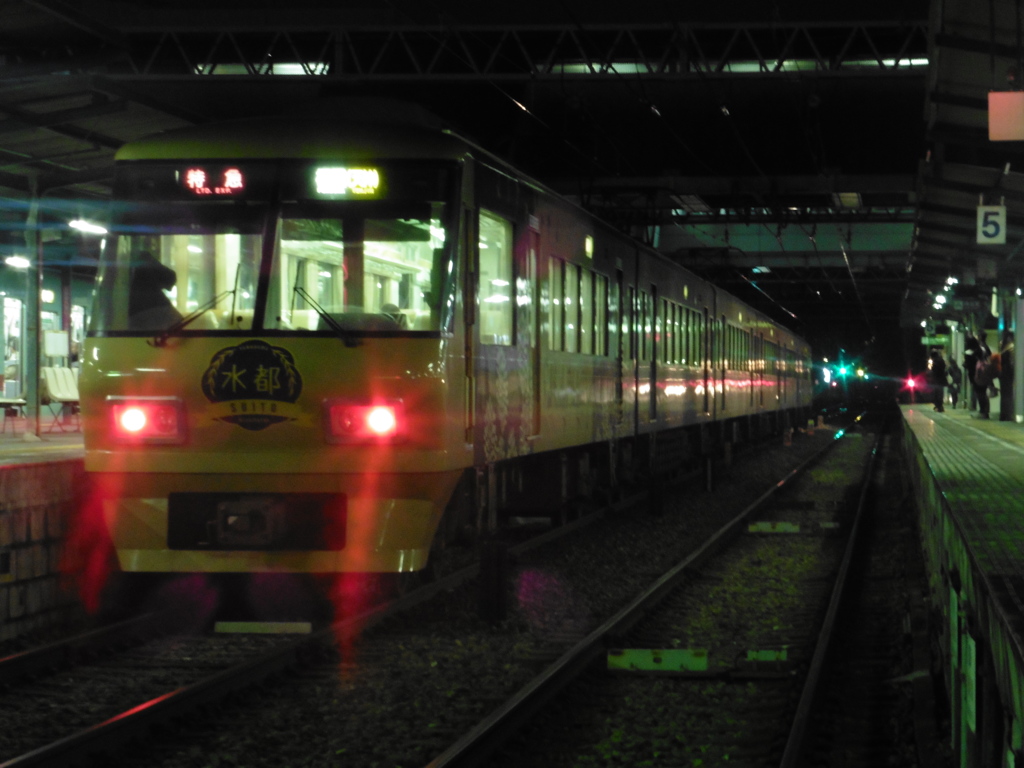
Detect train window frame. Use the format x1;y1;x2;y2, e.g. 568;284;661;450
564;262;579;353
549;257;563;351
595;273;608;357
673;303;681;364
580;268;593;355
622;286;630;362
477;209;514;346
270;202;450;333
105;221;264;334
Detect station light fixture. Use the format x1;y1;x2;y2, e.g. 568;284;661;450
69;219;108;235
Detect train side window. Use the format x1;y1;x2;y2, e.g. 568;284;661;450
687;308;694;366
694;309;701;366
681;307;689;365
564;262;579;353
673;304;682;364
670;301;677;364
640;290;651;362
623;286;632;360
549;257;563;350
580;268;593;355
524;233;538;348
660;298;669;363
595;274;608;356
700;309;708;367
478;209;513;345
665;302;673;364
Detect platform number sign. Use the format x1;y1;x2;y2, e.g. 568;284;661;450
977;205;1007;245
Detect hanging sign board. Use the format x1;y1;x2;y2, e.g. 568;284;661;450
43;330;69;357
989;91;1024;140
977;205;1007;245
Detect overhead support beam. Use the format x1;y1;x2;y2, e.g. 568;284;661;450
561;174;917;197
934;32;1023;59
0;170;31;195
921;175;1024;202
671;248;909;270
37;166;114;193
928;91;987;111
36;20;926;82
21;0;126;48
0;100;123;149
0;98;128;136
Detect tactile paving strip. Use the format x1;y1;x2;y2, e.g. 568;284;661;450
903;407;1024;635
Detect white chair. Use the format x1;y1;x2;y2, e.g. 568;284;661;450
40;366;80;432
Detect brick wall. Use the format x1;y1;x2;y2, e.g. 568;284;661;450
0;460;87;643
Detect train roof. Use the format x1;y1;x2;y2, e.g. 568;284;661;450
115;110;472;164
113;103;808;351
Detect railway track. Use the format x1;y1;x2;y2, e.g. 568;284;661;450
0;415;881;767
431;413;929;767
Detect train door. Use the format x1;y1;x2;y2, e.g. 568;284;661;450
720;314;727;415
649;286;657;422
614;268;622;428
757;333;765;408
702;306;711;415
463;204;476;445
528;221;541;436
628;284;638;429
748;327;755;409
778;346;786;405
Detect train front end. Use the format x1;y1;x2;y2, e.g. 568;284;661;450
81;125;469;575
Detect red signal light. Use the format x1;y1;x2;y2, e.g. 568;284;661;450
109;397;185;444
365;406;398;436
325;400;403;443
906;377;916;389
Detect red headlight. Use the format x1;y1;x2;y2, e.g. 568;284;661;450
324;400;403;443
108;397;186;444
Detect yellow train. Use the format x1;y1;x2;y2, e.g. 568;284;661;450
81;105;812;579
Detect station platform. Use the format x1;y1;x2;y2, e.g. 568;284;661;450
0;415;83;466
900;403;1024;767
0;417;84;643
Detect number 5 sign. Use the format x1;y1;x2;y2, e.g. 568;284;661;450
977;205;1007;244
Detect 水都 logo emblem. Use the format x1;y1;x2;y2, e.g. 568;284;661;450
202;340;303;431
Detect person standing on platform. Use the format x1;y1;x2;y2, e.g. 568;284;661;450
965;331;991;419
928;347;947;412
947;358;962;409
999;330;1014;420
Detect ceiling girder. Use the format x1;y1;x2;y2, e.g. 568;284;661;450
0;97;127;138
673;248;908;270
16;20;929;82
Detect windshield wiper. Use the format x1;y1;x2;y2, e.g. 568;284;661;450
150;290;234;347
294;286;361;347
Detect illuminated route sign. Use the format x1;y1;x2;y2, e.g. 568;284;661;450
314;167;380;196
182;167;246;196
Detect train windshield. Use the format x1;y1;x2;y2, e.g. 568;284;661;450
92;196;455;336
267;201;448;333
91;202;265;333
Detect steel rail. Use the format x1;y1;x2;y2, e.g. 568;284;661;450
0;419;850;767
0;478;621;767
0;612;164;688
424;423;853;768
778;420;885;767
